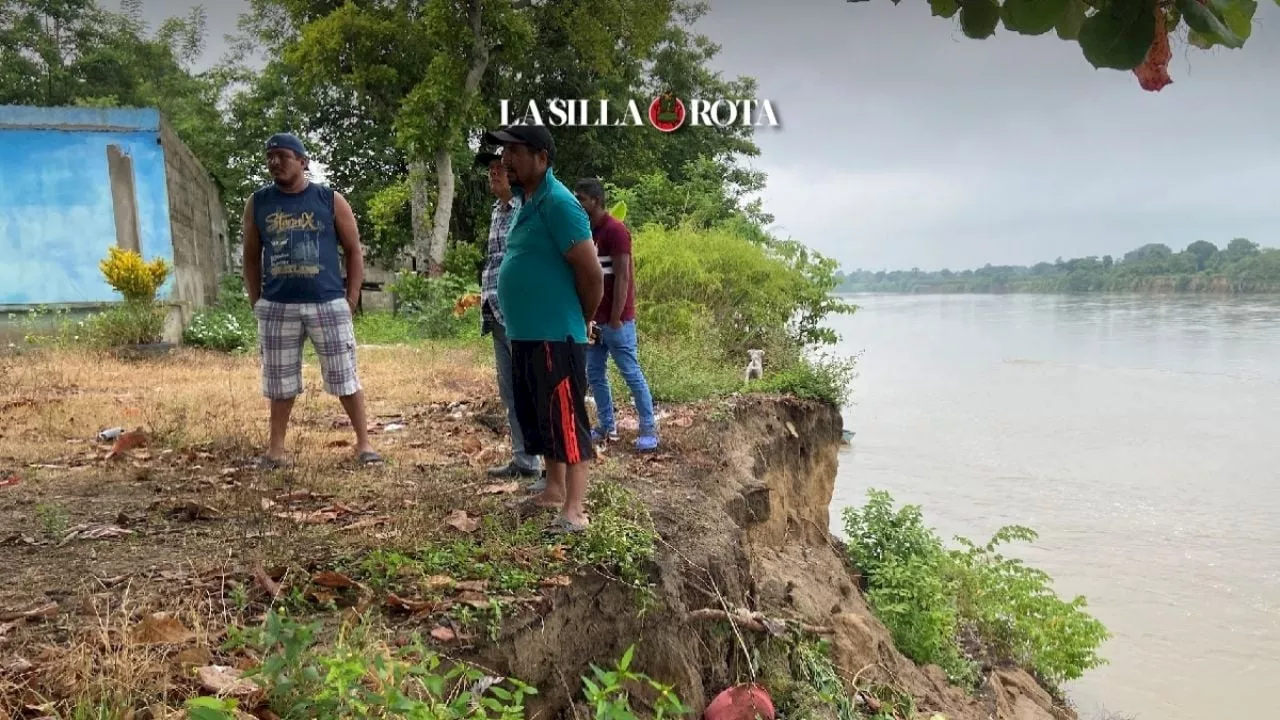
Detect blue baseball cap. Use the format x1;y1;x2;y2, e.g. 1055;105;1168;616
266;132;307;158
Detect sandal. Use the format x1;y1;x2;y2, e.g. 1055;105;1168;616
358;450;384;466
544;515;590;535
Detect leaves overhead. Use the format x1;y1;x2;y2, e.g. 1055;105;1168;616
1078;0;1157;71
869;0;1272;92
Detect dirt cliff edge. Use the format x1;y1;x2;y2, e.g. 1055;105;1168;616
467;395;1074;720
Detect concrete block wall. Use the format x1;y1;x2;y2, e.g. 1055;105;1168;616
160;119;229;310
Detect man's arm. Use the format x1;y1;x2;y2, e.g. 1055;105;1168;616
241;196;261;305
333;191;364;310
565;240;604;324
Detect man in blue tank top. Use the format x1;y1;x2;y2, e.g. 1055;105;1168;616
241;132;381;469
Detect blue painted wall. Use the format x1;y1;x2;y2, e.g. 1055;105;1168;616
0;106;175;305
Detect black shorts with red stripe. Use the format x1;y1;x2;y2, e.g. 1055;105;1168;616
510;338;596;465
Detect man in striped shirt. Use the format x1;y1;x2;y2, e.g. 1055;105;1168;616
476;151;543;485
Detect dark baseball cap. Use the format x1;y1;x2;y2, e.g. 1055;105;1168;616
482;123;555;164
473;150;503;168
266;132;307;158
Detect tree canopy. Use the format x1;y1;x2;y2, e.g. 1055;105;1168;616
837;238;1280;293
858;0;1275;91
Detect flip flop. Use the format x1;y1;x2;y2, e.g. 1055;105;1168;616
544;515;590;535
358;451;384;466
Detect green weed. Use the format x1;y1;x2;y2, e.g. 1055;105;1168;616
840;489;1109;691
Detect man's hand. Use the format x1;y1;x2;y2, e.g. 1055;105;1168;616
347;295;358;315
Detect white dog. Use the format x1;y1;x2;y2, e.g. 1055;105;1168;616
744;349;764;382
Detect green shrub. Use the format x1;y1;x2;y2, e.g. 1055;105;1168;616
86;301;167;347
387;270;481;340
184;274;256;351
756;351;859;407
627;222;857;405
443;241;485;282
840;489;1109;691
214;609;535;719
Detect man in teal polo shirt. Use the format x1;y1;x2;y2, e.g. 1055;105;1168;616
483;122;603;532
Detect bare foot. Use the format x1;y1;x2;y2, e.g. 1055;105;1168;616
562;511;590;528
532;491;564;509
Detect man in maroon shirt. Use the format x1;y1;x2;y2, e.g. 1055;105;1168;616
573;178;658;451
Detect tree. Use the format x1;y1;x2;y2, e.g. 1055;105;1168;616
0;0;245;211
1185;240;1219;271
859;0;1274;92
1222;237;1260;263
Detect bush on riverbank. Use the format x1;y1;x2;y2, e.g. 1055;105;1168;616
841;489;1109;692
174;218;858;407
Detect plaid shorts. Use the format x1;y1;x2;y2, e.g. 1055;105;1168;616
254;297;361;400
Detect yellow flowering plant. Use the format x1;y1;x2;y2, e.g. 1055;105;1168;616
99;246;170;304
91;246;171;347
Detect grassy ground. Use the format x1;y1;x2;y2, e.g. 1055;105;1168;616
0;343;706;718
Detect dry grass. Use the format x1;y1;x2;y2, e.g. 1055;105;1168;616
0;343;702;718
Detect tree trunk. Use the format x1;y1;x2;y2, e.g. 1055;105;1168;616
408;158;430;272
426;147;453;276
424;0;491;277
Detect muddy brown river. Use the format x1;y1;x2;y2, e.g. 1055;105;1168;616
830;292;1279;720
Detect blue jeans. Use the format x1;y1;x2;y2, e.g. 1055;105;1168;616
587;320;657;436
492;321;541;471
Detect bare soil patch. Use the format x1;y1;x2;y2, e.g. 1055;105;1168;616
0;345;712;717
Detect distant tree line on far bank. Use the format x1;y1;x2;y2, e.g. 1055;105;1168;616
837;239;1280;294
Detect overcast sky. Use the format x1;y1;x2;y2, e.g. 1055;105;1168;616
134;0;1280;272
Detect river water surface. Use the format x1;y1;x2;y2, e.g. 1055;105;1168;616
828;293;1280;720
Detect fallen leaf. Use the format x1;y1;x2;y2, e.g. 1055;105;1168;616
311;571;357;589
408;441;427;449
539;575;573;588
130;613;194;645
0;602;58;623
219;468;238;477
386;593;436;615
424;575;454;590
785;421;798;438
0;620;21;637
274;510;338;524
275;490;314;502
175;647;212;669
341;516;390;532
0;473;20;488
318;502;355;517
195;665;261;697
549;546;568;562
1;656;33;674
252;565;281;599
430;625;457;642
171;502;221;517
479;482;520;495
59;523;133;546
326;439;350;448
454;580;489;593
259;497;276;511
445;510;480;533
461;437;483;454
105;428;148;460
671;415;694;428
456;590;490;608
